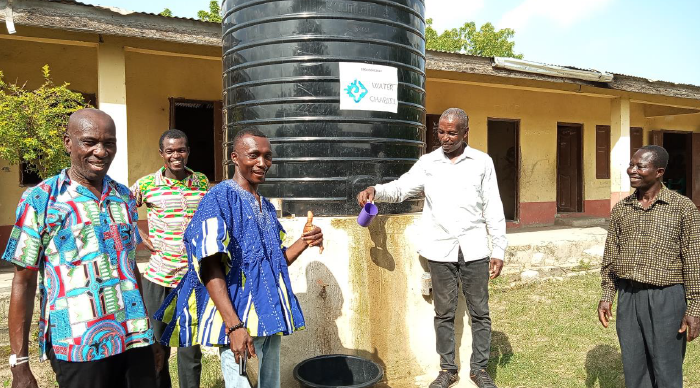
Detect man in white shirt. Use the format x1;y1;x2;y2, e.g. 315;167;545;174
357;108;507;388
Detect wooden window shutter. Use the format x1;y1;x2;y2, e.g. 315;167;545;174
650;130;664;147
168;97;176;129
630;127;643;158
596;125;610;179
692;133;700;208
425;114;441;153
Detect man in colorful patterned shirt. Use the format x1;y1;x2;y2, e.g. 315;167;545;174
130;129;208;388
155;128;324;388
4;109;155;388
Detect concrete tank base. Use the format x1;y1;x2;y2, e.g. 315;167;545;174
261;214;475;388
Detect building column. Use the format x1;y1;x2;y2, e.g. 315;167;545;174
97;42;129;186
610;97;631;208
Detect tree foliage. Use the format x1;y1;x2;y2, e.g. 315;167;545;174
425;19;523;59
159;8;173;17
0;66;91;179
197;1;222;23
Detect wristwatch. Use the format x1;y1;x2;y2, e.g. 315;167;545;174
9;354;29;367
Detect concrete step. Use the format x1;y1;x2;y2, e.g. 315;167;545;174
554;215;609;228
504;226;607;277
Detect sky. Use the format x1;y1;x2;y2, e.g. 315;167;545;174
79;0;700;86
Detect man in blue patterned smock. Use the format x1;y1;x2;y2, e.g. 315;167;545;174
156;128;323;388
3;109;155;388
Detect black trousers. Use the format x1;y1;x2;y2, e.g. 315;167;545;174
428;253;491;372
142;278;202;388
48;345;156;388
617;279;687;388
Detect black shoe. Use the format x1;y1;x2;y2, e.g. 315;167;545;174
470;369;497;388
429;370;458;388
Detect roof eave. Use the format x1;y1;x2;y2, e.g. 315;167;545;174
0;0;221;46
426;50;700;101
2;2;698;101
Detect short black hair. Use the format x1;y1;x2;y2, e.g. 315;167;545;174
232;128;268;149
638;145;669;169
439;108;469;132
159;129;189;150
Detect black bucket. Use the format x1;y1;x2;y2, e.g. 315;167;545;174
293;354;384;388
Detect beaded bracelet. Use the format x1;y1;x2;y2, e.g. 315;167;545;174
226;322;245;336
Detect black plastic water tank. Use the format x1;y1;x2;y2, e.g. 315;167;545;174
222;0;426;216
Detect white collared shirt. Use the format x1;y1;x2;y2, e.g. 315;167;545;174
374;145;507;262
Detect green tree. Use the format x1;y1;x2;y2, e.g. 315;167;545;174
0;65;91;179
159;8;173;17
426;18;523;59
197;1;221;23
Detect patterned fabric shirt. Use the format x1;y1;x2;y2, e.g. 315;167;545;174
2;169;153;362
155;180;305;347
601;186;700;317
131;167;208;287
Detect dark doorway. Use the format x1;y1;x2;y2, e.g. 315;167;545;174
651;130;700;206
557;124;583;213
488;119;519;221
169;99;224;182
19;163;42;186
630;127;643;158
659;132;692;197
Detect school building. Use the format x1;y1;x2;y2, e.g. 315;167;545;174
1;1;700;386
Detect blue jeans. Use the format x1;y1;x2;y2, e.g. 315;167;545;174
220;335;281;388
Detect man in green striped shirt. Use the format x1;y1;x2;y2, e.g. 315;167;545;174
130;129;209;388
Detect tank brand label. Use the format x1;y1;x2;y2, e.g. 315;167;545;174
321;1;389;18
339;62;398;113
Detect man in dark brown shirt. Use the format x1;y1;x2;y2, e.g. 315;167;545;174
598;145;700;388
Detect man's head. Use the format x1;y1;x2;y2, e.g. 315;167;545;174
628;145;668;189
437;108;469;154
159;129;190;174
231;128;272;187
64;108;117;183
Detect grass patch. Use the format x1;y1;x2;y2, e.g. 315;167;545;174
167;353;224;388
571;259;593;272
487;273;700;388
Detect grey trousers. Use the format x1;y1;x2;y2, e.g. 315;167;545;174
142;278;202;388
617;279;687;388
428;253;491;372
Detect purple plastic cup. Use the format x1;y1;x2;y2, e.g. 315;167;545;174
357;202;379;227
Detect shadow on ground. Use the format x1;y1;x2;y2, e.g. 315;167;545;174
487;331;513;380
585;344;624;388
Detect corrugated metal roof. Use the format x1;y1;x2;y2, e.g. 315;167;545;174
43;0;218;23
425;50;700;89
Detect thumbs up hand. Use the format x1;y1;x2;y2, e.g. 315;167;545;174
302;211;324;254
